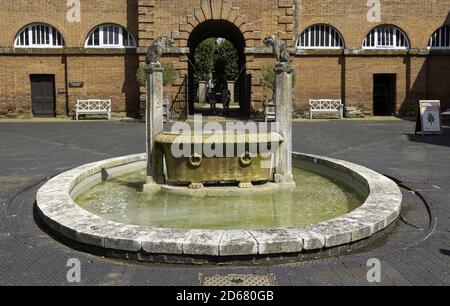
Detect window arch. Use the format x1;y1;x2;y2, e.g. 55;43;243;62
296;24;344;49
14;23;65;48
363;25;409;49
428;25;450;49
85;24;136;48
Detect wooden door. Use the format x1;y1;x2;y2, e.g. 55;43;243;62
30;75;55;117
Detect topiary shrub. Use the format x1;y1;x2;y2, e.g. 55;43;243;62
136;62;177;87
260;64;297;92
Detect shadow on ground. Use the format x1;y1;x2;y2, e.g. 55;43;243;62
404;127;450;147
440;249;450;257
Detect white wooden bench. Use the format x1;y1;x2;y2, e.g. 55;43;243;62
309;99;344;119
76;99;112;121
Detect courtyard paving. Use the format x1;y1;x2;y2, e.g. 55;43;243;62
0;119;449;286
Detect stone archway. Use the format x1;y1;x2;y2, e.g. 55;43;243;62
175;1;256;117
187;20;248;116
175;0;257;48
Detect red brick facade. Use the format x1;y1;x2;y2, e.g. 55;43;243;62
0;0;449;118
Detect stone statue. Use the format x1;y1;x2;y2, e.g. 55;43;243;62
146;35;175;65
263;35;290;63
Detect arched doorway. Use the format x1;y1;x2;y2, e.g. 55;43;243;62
188;20;249;118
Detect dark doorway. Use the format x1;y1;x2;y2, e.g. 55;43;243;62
373;74;396;116
30;74;56;117
188;20;248;119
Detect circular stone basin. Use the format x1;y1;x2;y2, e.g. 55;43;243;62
75;167;364;230
36;153;402;260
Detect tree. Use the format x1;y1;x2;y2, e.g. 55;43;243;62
260;65;276;92
215;39;239;84
193;38;240;89
193;38;216;87
260;64;296;97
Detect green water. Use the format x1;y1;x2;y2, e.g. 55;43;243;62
76;168;364;230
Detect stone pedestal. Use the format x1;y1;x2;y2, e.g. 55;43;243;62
145;63;165;191
198;81;207;104
274;62;295;186
227;81;235;103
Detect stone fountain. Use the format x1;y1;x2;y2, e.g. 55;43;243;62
144;35;296;191
35;35;402;263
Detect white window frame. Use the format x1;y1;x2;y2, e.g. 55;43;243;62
428;26;450;49
85;24;136;49
14;23;65;48
296;24;344;50
363;25;409;50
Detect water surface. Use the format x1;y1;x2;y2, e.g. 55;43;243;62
76;167;363;230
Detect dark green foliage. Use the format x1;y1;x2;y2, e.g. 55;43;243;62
260;65;276;91
161;63;177;86
260;64;297;92
215;39;239;84
193;38;240;89
136;62;177;87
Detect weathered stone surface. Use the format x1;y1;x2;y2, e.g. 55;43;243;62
273;63;294;185
284;228;326;250
102;224;147;252
327;218;373;242
345;210;387;234
50;207;98;241
141;229;188;255
183;230;224;256
219;231;258;256
145;63;164;184
357;205;400;226
365;192;403;210
249;229;303;254
70;218;108;247
306;222;352;248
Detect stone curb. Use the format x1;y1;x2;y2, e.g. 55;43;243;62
36;153;402;257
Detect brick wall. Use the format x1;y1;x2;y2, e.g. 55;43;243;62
0;0;138;48
297;0;449;49
0;55;66;117
0;54;140;118
427;56;450;112
0;0;449;118
138;0;294;48
66;55;140;116
137;0;295;111
137;0;450;116
0;0;140;118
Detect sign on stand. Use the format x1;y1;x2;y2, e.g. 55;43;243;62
416;100;442;135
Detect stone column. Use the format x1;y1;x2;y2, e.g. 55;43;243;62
227;81;235;103
145;63;165;190
274;63;295;186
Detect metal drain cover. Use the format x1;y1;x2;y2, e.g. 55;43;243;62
199;274;278;286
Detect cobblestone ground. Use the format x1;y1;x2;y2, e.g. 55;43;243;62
0;120;449;286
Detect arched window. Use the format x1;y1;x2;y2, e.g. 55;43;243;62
85;24;136;48
14;23;65;48
363;25;409;49
428;25;450;49
296;24;344;49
